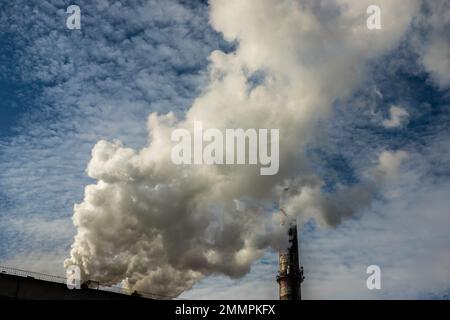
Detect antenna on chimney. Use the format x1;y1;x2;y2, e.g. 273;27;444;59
276;187;304;300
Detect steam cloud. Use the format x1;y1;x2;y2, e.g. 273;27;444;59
65;0;417;297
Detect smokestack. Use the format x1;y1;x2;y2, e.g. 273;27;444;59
276;219;304;300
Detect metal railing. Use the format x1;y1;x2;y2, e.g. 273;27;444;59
0;265;67;284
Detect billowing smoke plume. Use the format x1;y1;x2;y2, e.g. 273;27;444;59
65;0;418;297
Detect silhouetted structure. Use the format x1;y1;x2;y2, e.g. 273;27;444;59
276;220;304;300
0;266;148;300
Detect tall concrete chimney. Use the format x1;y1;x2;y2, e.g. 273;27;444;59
276;220;304;300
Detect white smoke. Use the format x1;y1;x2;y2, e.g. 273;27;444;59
64;0;418;297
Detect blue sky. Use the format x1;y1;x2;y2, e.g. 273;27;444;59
0;0;450;299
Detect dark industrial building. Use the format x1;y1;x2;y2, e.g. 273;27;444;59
0;266;146;300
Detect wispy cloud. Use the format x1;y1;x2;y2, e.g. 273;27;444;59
382;106;410;128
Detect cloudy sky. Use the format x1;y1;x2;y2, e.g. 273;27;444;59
0;0;449;299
